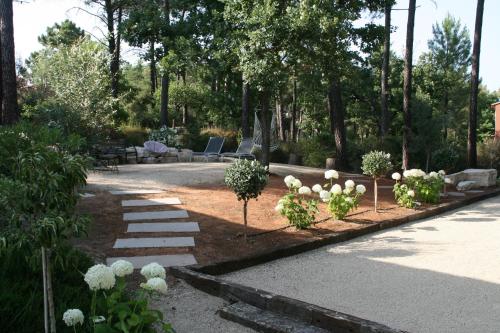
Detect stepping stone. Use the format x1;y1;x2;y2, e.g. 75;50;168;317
113;237;195;248
106;254;197;268
448;191;466;197
80;193;95;198
122;198;181;207
127;222;200;233
123;210;189;221
110;189;164;195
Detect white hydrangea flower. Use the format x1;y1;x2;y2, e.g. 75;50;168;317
275;203;284;212
140;262;166;280
345;197;354;204
84;264;115;291
312;184;323;193
403;170;410;178
444;177;453;184
63;309;84;327
392;172;401;181
423;174;430;180
291;178;302;188
438;170;446;176
345;180;355;189
284;175;295;187
330;184;342;195
93;316;106;324
356;184;366;194
429;171;439;178
110;260;134;277
298;186;312;195
324;169;339;180
408;190;415;197
319;190;331;202
141;277;168;294
343;187;352;195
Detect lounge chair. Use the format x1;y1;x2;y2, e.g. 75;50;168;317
221;137;256;160
193;136;225;161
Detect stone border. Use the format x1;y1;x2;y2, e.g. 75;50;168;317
171;266;408;333
191;188;500;275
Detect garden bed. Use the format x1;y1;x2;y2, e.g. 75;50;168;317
75;172;500;269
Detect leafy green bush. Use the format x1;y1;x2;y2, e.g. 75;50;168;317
298;137;334;168
276;176;318;229
402;169;444;204
478;138;500;171
431;145;464;173
0;123;91;332
324;180;366;220
392;173;417;209
361;151;392;211
0;246;93;333
120;125;149;147
225;160;268;240
149;126;178;146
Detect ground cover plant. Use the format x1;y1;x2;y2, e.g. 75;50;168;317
224;159;268;240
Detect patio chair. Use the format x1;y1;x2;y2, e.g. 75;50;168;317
221;137;256;160
193;136;225;161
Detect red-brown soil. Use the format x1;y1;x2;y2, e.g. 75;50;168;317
74;173;496;266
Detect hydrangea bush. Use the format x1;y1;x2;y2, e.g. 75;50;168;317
361;151;392;212
275;175;318;229
403;169;445;204
149;126;178;146
392;169;445;207
63;261;174;332
322;169;366;220
225;159;268;240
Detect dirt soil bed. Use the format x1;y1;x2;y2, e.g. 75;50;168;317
74;173;498;266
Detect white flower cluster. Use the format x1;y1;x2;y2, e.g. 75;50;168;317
284;175;302;188
141;262;166;280
275;198;285;212
140;277;168;294
324;169;339;180
312;184;323;193
84;264;116;291
392;172;401;181
63;309;84;327
403;169;426;178
110;260;134;277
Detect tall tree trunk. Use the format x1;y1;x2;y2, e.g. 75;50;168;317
46;249;56;333
277;98;285;141
0;0;19;124
468;0;484;168
0;32;3;125
160;0;170;127
105;0;120;98
149;40;156;95
182;70;187;125
290;79;297;142
328;78;347;170
380;2;391;137
241;78;251;138
443;91;449;140
402;0;416;170
259;90;271;167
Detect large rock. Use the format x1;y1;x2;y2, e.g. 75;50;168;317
462;169;497;187
457;180;477;191
444;171;466;186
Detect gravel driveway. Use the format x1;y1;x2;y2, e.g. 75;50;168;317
224;196;500;333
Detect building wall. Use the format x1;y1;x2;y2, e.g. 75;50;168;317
495;104;500;139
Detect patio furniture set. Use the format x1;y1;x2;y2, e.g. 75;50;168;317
92;136;256;172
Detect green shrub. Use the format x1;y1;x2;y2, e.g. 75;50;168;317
393;182;417;209
276;176;318;229
431;145;464;173
149;126;178;146
225;160;268;240
298;137;334;168
324;180;366;220
478;138;500;171
0;246;93;333
120;125;149;146
403;169;444;204
361;151;392;211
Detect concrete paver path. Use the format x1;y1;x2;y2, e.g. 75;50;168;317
225;196;500;333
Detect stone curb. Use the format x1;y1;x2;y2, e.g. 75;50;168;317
170;266;408;333
191;188;500;275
